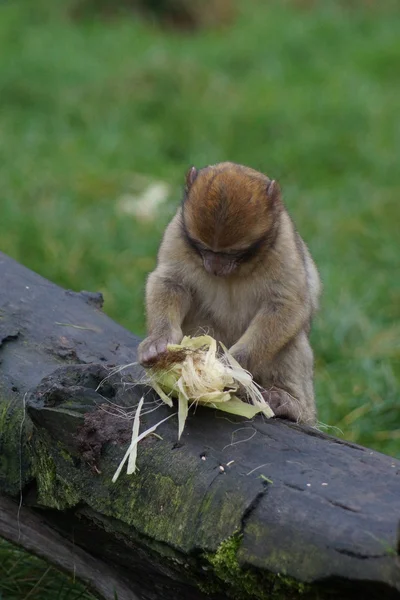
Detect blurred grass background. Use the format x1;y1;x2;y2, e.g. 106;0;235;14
0;538;93;600
0;0;399;597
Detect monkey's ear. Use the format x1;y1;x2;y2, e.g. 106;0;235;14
185;166;198;189
266;180;281;205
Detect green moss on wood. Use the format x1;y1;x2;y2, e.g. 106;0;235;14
58;446;74;464
9;402;319;599
25;413;312;600
201;532;311;600
79;443;250;554
32;435;80;510
0;400;33;495
241;521;330;584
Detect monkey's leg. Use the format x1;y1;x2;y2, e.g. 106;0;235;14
260;331;317;425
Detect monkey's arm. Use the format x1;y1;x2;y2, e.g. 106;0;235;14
138;268;191;365
229;285;309;365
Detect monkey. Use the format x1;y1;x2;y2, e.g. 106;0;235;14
138;162;321;425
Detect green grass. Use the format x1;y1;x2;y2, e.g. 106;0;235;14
0;539;95;599
0;0;399;596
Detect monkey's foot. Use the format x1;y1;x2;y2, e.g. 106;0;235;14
261;386;310;424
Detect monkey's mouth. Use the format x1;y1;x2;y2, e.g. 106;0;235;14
202;255;236;277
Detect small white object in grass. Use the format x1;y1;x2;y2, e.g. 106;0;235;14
226;460;235;467
219;465;225;472
116;181;170;221
321;482;328;486
306;483;311;487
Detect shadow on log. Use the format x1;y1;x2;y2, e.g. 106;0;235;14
0;250;400;600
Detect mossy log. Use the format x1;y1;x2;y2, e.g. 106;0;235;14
1;250;400;600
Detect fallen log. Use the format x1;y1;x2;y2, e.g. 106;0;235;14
0;494;137;600
0;250;400;600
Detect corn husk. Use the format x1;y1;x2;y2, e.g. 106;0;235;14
112;335;274;481
148;335;274;424
112;405;176;483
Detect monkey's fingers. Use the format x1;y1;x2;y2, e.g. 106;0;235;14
138;336;170;366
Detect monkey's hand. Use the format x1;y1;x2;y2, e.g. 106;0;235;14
138;328;183;366
228;342;252;373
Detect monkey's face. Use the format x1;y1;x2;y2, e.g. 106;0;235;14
188;244;243;277
181;235;268;277
181;162;280;277
202;251;235;277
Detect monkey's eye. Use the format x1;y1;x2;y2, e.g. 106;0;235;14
231;237;267;263
193;241;208;255
182;230;205;256
220;251;240;261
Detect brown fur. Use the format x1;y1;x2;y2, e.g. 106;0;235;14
138;162;322;425
183;162;280;250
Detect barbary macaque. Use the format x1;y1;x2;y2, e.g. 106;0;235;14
138;162;321;424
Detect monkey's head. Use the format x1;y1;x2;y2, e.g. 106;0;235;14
181;162;282;277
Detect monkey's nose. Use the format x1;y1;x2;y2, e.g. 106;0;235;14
203;253;233;276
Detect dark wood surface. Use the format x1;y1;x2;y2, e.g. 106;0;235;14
1;250;400;600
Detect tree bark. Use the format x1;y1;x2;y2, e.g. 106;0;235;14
0;250;400;600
